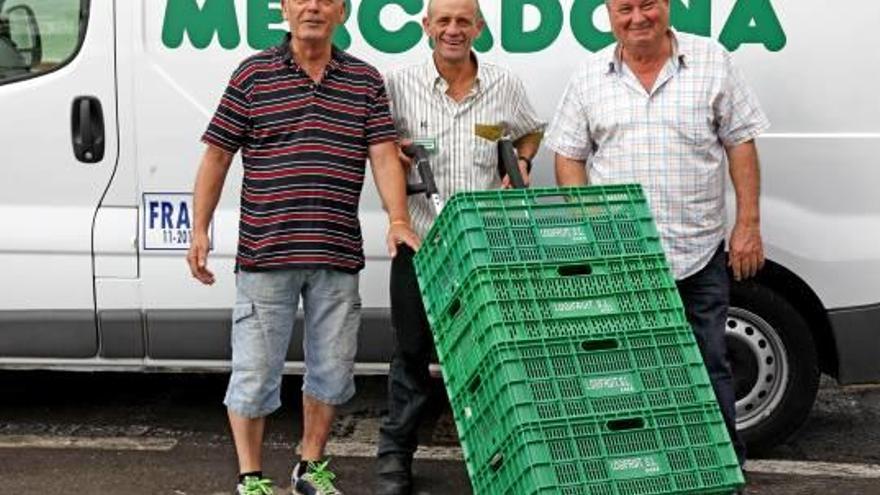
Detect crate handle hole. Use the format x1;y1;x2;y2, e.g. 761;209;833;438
468;375;482;394
489;452;504;472
607;418;645;431
447;298;462;319
535;194;568;205
558;264;593;277
581;339;619;352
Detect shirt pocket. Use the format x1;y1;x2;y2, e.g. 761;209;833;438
472;138;497;172
666;100;716;149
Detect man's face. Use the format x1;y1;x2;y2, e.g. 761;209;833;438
283;0;345;44
423;0;484;64
607;0;670;50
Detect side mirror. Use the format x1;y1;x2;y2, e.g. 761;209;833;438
5;4;41;68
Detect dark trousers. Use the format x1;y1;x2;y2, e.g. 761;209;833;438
676;243;746;465
377;245;434;458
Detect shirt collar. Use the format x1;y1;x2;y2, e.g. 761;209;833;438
276;32;343;74
423;51;483;95
606;29;689;74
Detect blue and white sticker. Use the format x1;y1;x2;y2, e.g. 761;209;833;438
142;193;213;251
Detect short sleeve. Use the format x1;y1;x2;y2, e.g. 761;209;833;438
714;51;770;147
365;74;398;145
201;64;254;153
507;76;546;141
544;67;593;161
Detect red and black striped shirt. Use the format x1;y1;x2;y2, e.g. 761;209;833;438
202;34;397;273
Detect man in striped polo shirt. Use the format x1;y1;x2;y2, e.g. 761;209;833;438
186;1;418;494
374;0;545;493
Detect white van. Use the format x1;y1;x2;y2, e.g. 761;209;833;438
1;0;878;454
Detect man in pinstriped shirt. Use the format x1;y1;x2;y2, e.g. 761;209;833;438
546;0;769;481
374;0;545;492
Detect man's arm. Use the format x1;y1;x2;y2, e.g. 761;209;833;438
186;145;234;285
555;154;589;186
727;139;764;281
368;140;420;256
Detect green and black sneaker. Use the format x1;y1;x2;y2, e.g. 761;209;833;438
236;475;274;495
292;459;342;495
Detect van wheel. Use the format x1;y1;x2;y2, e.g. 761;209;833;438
728;280;820;454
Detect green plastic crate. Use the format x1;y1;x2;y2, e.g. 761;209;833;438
425;256;688;386
446;331;718;469
414;185;663;316
466;404;744;495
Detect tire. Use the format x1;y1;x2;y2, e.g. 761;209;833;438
727;280;820;455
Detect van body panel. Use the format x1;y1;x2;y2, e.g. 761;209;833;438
0;0;118;357
829;304;880;385
98;309;144;358
0;0;877;385
94;206;138;279
0;310;96;358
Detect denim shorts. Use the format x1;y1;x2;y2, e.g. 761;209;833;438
223;269;361;418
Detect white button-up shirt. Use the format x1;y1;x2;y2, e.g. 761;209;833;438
386;56;546;238
545;31;770;279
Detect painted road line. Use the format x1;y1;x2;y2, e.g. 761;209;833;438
4;434;880;480
0;435;177;451
746;459;880;479
324;442;880;480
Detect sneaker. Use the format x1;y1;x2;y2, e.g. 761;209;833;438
292;459;342;495
236;475;274;495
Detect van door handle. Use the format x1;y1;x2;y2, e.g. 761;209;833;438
71;96;105;163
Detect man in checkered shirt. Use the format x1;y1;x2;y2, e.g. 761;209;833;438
545;0;770;473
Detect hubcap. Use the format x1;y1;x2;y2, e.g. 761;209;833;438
727;307;790;430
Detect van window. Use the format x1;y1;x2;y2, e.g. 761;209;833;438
0;0;87;83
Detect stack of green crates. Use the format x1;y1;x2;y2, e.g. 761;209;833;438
413;185;744;494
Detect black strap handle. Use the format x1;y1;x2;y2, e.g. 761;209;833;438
497;137;526;189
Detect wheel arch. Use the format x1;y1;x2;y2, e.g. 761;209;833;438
742;258;838;379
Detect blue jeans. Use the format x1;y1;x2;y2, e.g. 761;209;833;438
677;243;747;465
224;269;361;418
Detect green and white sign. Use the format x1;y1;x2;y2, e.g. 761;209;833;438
161;0;787;53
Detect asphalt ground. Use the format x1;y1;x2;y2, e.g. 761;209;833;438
1;372;879;494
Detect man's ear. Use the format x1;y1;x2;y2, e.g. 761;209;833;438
336;0;346;24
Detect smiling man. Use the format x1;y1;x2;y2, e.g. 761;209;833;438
188;0;417;493
373;0;545;493
546;0;770;485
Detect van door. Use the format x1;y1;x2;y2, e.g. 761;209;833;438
0;0;118;358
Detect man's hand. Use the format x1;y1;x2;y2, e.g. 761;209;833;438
186;231;215;285
386;221;421;257
728;221;764;281
187;145;233;286
397;139;414;171
502;158;531;189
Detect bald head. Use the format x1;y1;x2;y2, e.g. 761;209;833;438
426;0;482;20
